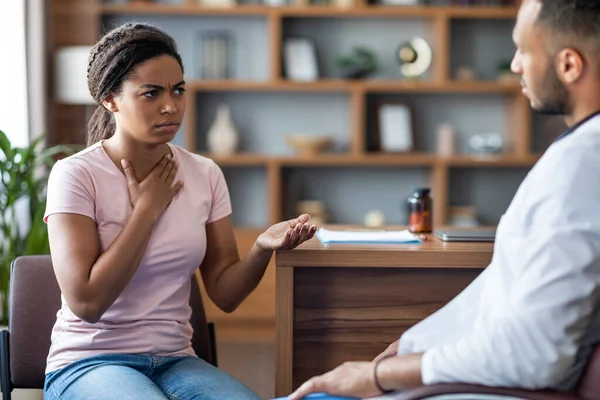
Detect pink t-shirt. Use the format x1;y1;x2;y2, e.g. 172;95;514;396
43;141;232;374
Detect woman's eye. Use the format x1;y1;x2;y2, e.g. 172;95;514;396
143;90;157;98
174;87;186;95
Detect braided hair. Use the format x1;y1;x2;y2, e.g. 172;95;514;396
86;23;184;146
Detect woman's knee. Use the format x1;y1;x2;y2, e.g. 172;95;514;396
45;362;167;400
156;357;261;400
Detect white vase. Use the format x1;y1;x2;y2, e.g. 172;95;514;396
207;104;239;156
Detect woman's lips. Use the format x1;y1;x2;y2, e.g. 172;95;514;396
154;122;180;133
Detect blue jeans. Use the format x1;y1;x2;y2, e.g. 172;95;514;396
44;354;261;400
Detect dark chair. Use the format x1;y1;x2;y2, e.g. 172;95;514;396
0;255;218;400
395;348;600;400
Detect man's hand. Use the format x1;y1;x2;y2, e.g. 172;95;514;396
288;361;381;400
373;339;399;363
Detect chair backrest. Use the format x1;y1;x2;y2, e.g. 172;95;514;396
8;255;214;389
577;346;600;400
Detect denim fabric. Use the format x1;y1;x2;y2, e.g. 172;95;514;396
44;354;261;400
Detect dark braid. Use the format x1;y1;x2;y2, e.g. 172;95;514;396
86;23;184;146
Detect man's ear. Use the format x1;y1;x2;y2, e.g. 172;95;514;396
103;94;118;113
556;48;585;85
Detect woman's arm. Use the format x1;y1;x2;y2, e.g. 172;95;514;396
200;214;316;313
48;207;158;323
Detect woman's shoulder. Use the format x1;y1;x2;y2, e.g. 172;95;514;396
51;142;107;179
169;144;221;172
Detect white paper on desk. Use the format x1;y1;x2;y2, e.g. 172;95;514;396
316;228;422;244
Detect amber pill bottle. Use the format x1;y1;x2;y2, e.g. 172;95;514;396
407;188;433;233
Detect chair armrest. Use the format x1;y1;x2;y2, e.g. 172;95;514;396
394;384;580;400
0;329;11;400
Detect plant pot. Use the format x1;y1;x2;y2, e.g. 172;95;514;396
339;66;374;80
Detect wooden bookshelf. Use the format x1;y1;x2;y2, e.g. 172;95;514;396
101;3;272;16
205;153;539;168
187;79;521;93
50;0;533;342
101;3;518;19
58;0;533;230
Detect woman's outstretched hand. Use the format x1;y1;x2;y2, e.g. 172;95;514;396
255;213;318;251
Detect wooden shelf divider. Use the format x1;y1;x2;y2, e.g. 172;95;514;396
350;87;366;157
101;3;518;19
433;14;450;83
268;12;283;81
204;153;539;168
268;160;283;225
186;79;522;93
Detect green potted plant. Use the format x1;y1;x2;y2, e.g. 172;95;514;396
336;46;379;80
0;129;74;325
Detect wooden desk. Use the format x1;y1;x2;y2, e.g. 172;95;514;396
274;233;494;397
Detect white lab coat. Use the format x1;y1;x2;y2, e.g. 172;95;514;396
397;114;600;391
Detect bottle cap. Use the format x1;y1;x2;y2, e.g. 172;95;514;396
412;187;431;198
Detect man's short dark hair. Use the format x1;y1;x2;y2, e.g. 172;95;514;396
536;0;600;39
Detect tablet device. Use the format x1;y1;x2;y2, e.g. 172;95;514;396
434;228;496;242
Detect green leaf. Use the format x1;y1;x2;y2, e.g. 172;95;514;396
24;204;50;256
0;130;15;161
0;130;77;322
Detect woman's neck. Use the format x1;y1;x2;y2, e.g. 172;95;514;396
103;134;172;182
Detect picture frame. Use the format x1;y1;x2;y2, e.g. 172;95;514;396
372;101;415;153
283;38;319;82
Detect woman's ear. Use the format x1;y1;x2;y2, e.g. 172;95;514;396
103;94;118;113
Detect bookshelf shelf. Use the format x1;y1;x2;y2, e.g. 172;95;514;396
188;79;521;93
101;4;518;19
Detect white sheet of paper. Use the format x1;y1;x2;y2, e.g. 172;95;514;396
316;228;421;244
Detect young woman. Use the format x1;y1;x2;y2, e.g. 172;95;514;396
43;22;317;400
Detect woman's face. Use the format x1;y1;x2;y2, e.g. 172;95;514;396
107;54;186;145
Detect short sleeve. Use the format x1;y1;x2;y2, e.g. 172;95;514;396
44;160;96;223
207;161;232;224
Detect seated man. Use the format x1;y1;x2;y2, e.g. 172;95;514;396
289;0;600;398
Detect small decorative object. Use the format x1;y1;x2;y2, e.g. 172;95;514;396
436;123;456;156
448;206;479;227
364;210;385;228
198;0;236;7
286;135;334;156
284;39;319;82
374;102;414;152
381;0;420;4
198;31;232;79
497;60;520;84
407;187;433;234
297;200;328;225
207;104;239;155
264;0;288;6
335;0;354;7
336;46;378;80
468;132;503;155
455;66;476;81
396;37;432;79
